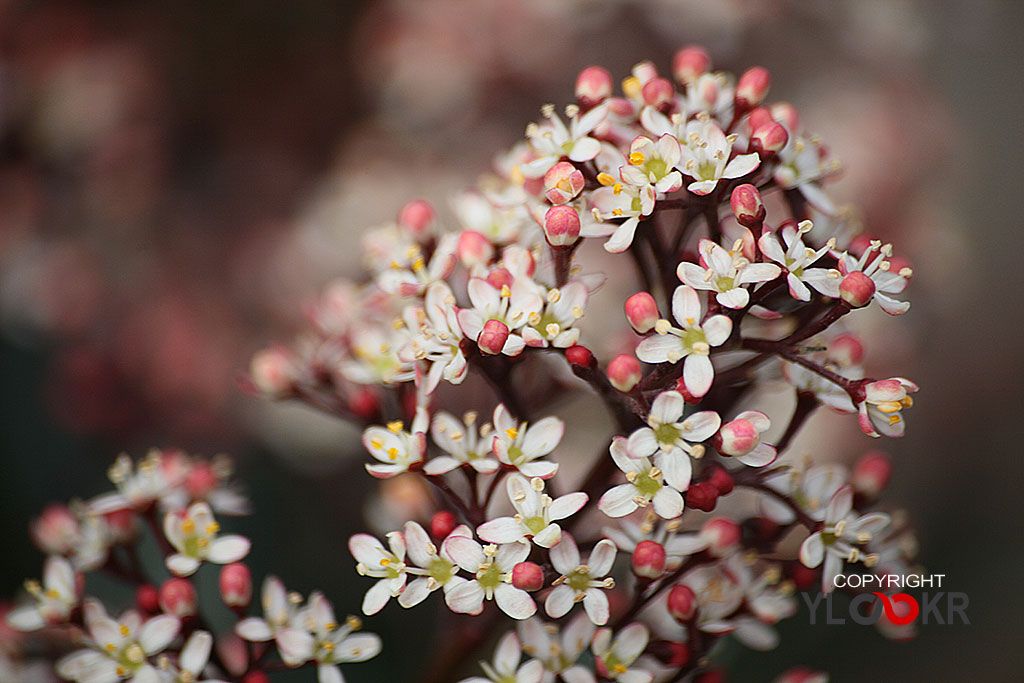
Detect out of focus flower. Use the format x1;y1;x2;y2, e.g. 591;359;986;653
6;557;79;631
163;503;250;577
460;631;543;683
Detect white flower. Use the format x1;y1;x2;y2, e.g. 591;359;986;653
398;281;467;395
348;531;408;615
817;241;911;315
598;437;684;520
586;173;657;254
426;410;499;475
757;220;837;301
399;521;471;608
521;103;608;178
677;115;759;196
492;405;563;479
545;533;617;625
759;464;848;525
799;486;891;593
55;600;179;683
677;238;781;309
715;410;778;467
157;630;223;683
477;475;587;548
591;623;653;683
774;133;838;215
461;631;544;683
680;562;780;649
6;556;79;631
619;135;683;195
284;594;382;683
236;576;312;666
857;378;918;438
451;191;531;245
89;450;184;515
377;233;457;298
457;277;544;357
443;538;536;619
521;281;588;349
361;409;429;479
602;514;709;573
628;389;720;463
163;502;249;577
518;614;596;683
635;285;732;398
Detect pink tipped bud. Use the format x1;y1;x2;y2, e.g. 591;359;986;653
219;563;252;607
348;387;379;421
543;162;585;205
701;518;741;556
736;67;771;109
624;292;659;333
672;45;711;84
747;107;775;134
667;584;697;622
829;333;865;367
242;673;270;683
642;77;675;110
708;466;734;495
104;509;136;543
485;267;514;291
686;482;718;512
30;504;80;555
250;347;294;397
631;60;659;85
185;462;218;499
607;354;642;392
575;66;613;109
674;378;702;405
770;102;800;131
478;319;510;355
430;511;457;541
159;578;197;618
136;584;159;615
457;230;494;268
565;344;595;368
649;640;690;668
729;184;764;228
852;451;892;500
714;418;760;456
543;205;581;247
751;122;789;156
839;271;876;307
512;561;544;592
632;540;667;579
398;199;434;236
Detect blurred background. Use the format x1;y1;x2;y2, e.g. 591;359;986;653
0;0;1020;680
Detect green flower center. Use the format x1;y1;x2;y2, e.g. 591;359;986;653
428;557;452;584
681;327;707;351
654;423;680;445
567;570;592;592
635;471;663;497
645;158;667;179
524;515;547;535
715;275;735;291
477;563;504;591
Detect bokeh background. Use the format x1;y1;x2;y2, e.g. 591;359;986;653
1;0;1021;680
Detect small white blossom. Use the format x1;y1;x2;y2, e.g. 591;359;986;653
361;408;429;479
757;220;837;301
460;631;544;683
492;405;564;479
598;437;685;520
426;410;499;475
545;533;617;626
6;556;79;631
518;614;596;683
677;115;759;196
477;475;587;548
348;530;408;615
858;378;918;438
399;521;471;608
520;103;608;178
443;538;536;619
163;502;249;577
678;238;781;309
591;623;653;682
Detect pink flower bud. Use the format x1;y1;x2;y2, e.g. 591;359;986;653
632;540;667;579
830;333;865;367
136;584;159;614
686;482;718;512
457;230;494;268
624;292;659;333
478;319;510;355
695;669;725;683
398;199;434;236
839;271;876;307
667;584;697;622
790;562;819;590
219;563;252;607
30;504;80;555
642;77;675;110
852;451;892;500
607;354;641;392
632;60;659;85
708;466;734;495
672;45;711;83
714;418;760;456
430;511;457;540
511;561;544;591
751;122;789;155
242;673;270;683
674;378;702;405
565;344;595;368
648;640;690;668
250;347;294;397
485;267;514;291
701;518;741;556
543;205;581;247
575;66;613;109
347;387;379;421
543;162;585;205
104;509;137;543
159;578;197;618
730;184;764;227
736;67;771;109
747;106;774;133
185;462;218;500
770;102;800;131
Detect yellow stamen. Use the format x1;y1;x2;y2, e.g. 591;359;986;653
386;447;399;460
505;427;518;440
387;420;404;433
628;151;645;166
597;172;617;187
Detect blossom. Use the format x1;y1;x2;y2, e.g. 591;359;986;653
816;241;911;315
714;410;778;467
590;623;653;683
460;631;544;683
518;614;596;683
677;238;780;309
477;475;588;548
443;537;536;619
377;233;457;298
236;576;313;665
774;133;839;215
857;378;918;438
602;514;709;572
521;103;608;178
799;486;891;592
361;409;429;478
545;533;617;625
759;464;848;525
586;172;657;253
619;135;683;194
628;390;720;463
280;594;382;683
677;115;759;195
598;437;685;520
399;521;471;608
55;600;179;683
522;281;588;349
89;450;185;514
757;220;837;301
457;276;543;356
425;410;499;475
635;285;732;397
492;404;564;479
348;530;408;615
163;502;250;577
6;556;79;631
158;630;222;683
398;281;467;394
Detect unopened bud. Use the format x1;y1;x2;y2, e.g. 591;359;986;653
457;230;494;268
667;584;697;621
136;584;160;614
347;387;379;421
632;540;667;579
512;561;545;592
695;668;725;683
185;462;218;500
714;418;759;456
398;199;434;236
241;673;270;683
701;518;741;556
543;162;585;205
747;107;775;134
770;102;800;132
485;268;515;291
686;481;719;512
649;640;690;668
565;344;595;368
607;355;642;392
642;77;675;110
736;67;771;109
478;319;510;355
220;563;252;608
707;466;734;495
576;66;613;110
30;504;80;555
672;45;711;84
751;122;789;156
852;451;892;501
730;184;765;228
775;666;829;683
159;578;197;618
250;347;294;397
789;561;819;590
430;511;457;540
624;292;659;333
829;333;865;367
674;378;702;405
839;271;876;307
543;205;581;247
